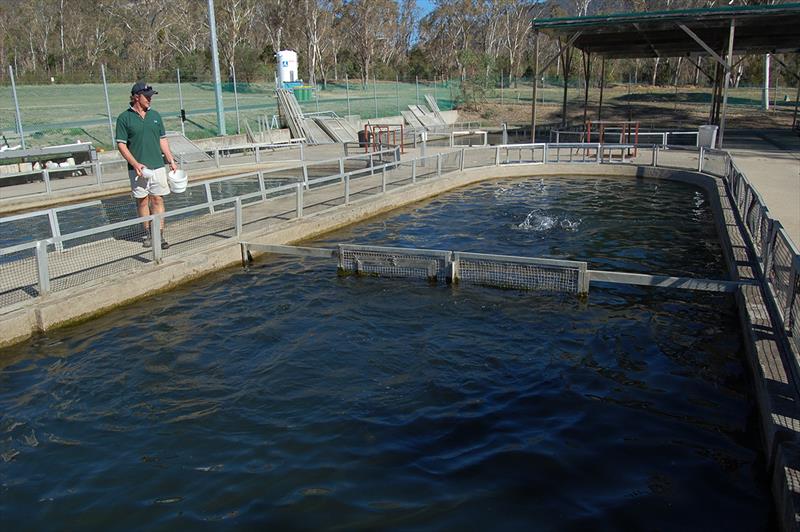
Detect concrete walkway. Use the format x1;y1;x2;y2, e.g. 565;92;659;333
725;129;800;244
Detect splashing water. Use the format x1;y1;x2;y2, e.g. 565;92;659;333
517;209;581;233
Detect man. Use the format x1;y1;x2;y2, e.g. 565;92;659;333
116;81;178;249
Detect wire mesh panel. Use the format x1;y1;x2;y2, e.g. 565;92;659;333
463;148;496;169
702;150;729;177
206;174;262;204
0;173;48;198
337;244;450;281
161;207;236;258
0;247;39;308
47;223;151;294
768;230;799;321
414;156;439;181
440;151;461;172
454;252;587;294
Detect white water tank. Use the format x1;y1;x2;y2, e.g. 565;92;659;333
276;50;298;83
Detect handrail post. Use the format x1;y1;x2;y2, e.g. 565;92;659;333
412;160;417;183
35;240;51;296
495;146;500;166
235;197;242;238
255;145;261;163
205;182;215;213
43;169;52;195
339;158;345;181
460;148;465;171
344;174;350;204
302;163;309;188
48;210;64;253
698;147;705;172
214;149;221;168
381;166;387;193
437;153;442;177
300;143;305;161
257;170;266;201
151;216;162;263
652;146;658;167
94;160;103;185
296;183;304;218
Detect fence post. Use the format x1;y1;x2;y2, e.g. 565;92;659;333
437;153;442;177
232;62;241;134
177;67;186;137
345;74;351;117
698;147;705;172
344;174;350;204
296;183;304;218
101;64;115;149
35;240;50;296
373;75;378;119
9;65;25;149
151;216;162;263
235;197;242;238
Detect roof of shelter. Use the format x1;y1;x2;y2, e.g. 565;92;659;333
533;3;800;59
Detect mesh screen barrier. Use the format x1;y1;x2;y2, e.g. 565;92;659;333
463;148;496;169
338;245;450;281
0;248;39;308
161;208;236;258
456;253;584;294
48;224;151;294
769;231;796;320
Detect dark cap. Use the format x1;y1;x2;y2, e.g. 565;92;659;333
131;82;158;96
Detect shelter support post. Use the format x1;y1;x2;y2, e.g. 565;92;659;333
531;31;539;142
718;19;736;148
598;57;605;121
582;52;591;124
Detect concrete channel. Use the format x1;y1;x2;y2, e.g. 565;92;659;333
1;140;799;530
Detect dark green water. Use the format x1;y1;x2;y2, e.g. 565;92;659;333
0;176;773;530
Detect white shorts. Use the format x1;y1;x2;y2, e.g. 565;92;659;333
129;166;171;199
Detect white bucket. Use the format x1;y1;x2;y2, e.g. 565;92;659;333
167;169;188;193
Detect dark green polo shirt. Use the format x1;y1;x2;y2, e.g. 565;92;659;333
115;107;167;170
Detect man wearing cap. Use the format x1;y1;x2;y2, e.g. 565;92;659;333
116;81;178;249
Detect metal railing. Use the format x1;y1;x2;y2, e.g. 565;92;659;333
1;142;797;358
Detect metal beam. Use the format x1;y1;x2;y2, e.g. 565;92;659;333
539;31;582;73
588;270;753;292
686;55;715;82
771;55;800;83
633;22;662;57
678;23;728;69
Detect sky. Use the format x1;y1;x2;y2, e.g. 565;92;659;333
418;0;435;17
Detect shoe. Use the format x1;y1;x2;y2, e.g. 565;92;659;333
142;237;152;248
161;240;170;250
